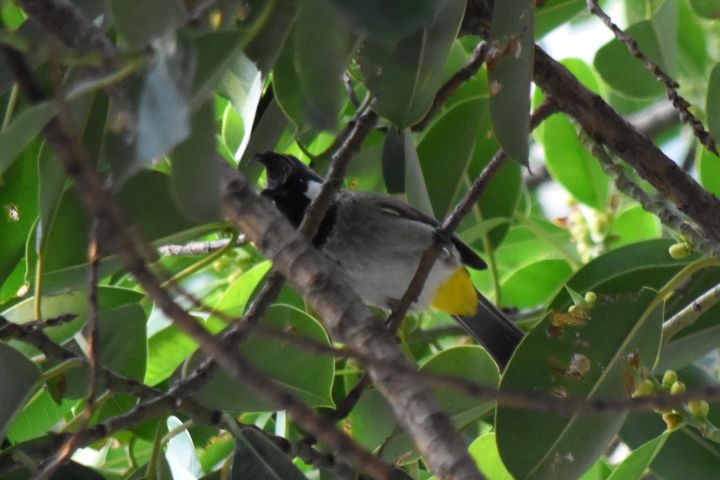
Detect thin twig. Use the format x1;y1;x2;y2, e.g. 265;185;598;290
412;41;488;132
586;0;717;154
590;139;720;256
663;283;720;341
158;236;247;256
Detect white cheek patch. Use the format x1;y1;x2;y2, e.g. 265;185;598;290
305;180;323;200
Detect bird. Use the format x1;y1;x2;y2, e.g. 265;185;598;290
255;151;523;367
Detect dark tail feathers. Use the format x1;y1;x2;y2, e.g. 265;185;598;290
453;294;523;368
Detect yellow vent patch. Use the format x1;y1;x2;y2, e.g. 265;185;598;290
431;268;478;316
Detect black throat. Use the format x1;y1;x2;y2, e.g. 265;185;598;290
261;190;337;248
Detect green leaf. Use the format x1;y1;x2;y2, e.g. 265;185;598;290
358;0;465;128
497;290;663;479
326;0;444;39
607;431;670;480
594;21;667;99
548;239;690;311
535;0;585;38
0;102;54;177
678;0;708;75
242;0;299;74
169;100;221;222
0;140;39;287
382;127;406;194
379;128;433;212
273;0;354;131
2;287;144;353
488;0;534;166
699;146;720;195
540;61;610;210
500;259;573;309
99;304;147;381
368;346;500;463
689;0;720;18
706;63;720;149
6;391;76;444
165;416;202;479
417;97;522;245
346;389;398;453
580;458;612;480
27;170;214;293
652;0;678;76
218;52;264;161
0;344;41;441
232;428;306;480
294;0;354;130
145;261;271;385
194;304;334;411
108;0;186;49
191;29;249;109
418;99;487;218
608;205;661;249
469;433;513;480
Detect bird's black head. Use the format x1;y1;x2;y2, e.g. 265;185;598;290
255;152;324;227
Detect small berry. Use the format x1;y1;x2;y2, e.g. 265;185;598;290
662;370;678;389
669;243;691;259
687;400;710;420
670;381;686;395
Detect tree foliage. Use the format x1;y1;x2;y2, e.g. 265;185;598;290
2;0;720;478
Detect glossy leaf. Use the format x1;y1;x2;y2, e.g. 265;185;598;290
194;304;334;411
607;431;670;480
6;391;76;444
497;290;663;479
0;141;39;286
535;0;585;38
326;0;444;39
145;261;271;385
469;433;513;480
0;102;54;177
608;205;661;249
500;259;573;309
698;147;720;196
689;0;720;17
2;287;144;354
488;0;534;166
358;0;465;128
232;427;306;480
242;0;298;74
0;344;41;441
169;100;221;222
547;239;690;311
418;99;487;217
218;52;264;162
349;346;499;460
707;63;720;149
99;304;148;381
594;21;667;99
540;59;610;210
108;0;186;49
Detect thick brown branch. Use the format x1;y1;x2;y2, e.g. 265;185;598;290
533;46;720;244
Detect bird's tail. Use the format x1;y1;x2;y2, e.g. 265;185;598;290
452;294;524;369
